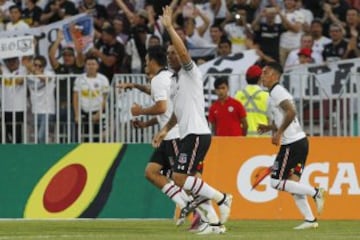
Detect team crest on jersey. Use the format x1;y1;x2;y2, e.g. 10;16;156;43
178;153;188;164
228;106;234;112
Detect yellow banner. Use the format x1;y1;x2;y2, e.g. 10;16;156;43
203;137;360;219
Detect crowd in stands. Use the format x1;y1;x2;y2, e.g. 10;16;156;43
1;0;360;142
2;0;360;73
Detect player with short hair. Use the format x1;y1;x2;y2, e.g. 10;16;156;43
258;61;325;230
117;45;191;219
153;6;233;235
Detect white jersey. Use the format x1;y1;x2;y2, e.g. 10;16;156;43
1;66;27;111
268;84;306;145
172;61;211;139
27;70;56;114
73;73;110;113
151;70;179;140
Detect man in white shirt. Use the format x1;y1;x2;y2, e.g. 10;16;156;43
258;62;326;230
1;57;27;143
284;33;323;69
27;55;55;143
117;45;191;224
6;5;29;30
310;19;332;56
73;56;110;142
153;6;232;235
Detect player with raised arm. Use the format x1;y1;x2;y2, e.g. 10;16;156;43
152;6;232;235
118;45;191;220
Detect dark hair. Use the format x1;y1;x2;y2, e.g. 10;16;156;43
147;45;167;67
85;55;99;63
9;5;21;12
265;61;283;75
218;36;232;47
246;75;260;85
214;77;228;89
34;55;47;68
311;18;322;26
210;24;223;31
149;34;161;42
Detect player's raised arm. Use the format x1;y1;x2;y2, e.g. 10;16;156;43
161;6;192;66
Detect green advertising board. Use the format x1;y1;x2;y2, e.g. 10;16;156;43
0;144;174;219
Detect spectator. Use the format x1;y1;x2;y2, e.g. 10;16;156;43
310;19;332;56
0;0;15;29
124;24;149;73
217;36;232;57
284;33;323;68
147;34;161;48
344;8;360;39
22;0;42;27
116;0;152;32
6;5;29;30
224;6;253;53
230;0;259;24
252;6;285;62
278;0;305;66
91;25;125;82
0;57;27;143
182;14;210;48
297;48;313;64
235;64;269;136
209;24;225;46
27;55;56;143
321;0;350;36
112;16;129;45
73;56;110;142
49;30;85;141
208;78;248;136
296;0;314;33
322;23;352;61
41;0;78;24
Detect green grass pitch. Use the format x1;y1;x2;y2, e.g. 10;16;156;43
0;219;359;240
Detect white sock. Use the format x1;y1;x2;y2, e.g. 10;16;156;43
293;194;315;221
183;176;224;203
270;178;317;196
162;182;187;208
197;200;220;224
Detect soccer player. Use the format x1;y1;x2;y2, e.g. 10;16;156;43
258;62;326;230
117;45;190;219
153;6;233;235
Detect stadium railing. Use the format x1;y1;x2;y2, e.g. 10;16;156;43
0;72;359;144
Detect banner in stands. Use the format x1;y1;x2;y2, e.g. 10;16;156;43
0;14;92;64
63;15;94;53
0;35;34;59
203;137;360;220
284;58;360;98
198;50;259;111
199;49;259;96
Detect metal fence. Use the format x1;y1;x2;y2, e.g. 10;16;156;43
0;72;359;144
